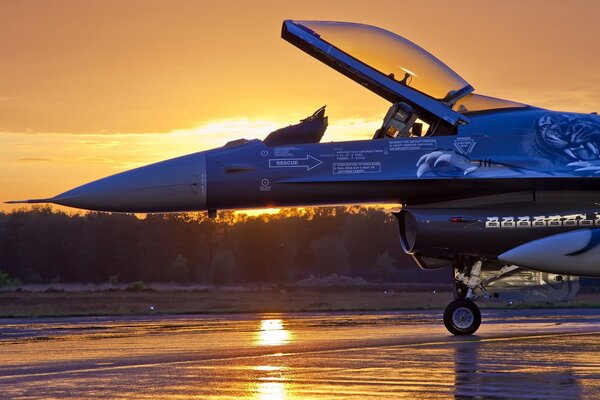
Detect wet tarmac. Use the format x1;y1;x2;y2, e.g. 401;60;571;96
1;309;600;399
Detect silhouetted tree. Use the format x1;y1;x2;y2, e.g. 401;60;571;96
371;252;398;281
309;235;350;275
169;254;190;282
0;206;449;285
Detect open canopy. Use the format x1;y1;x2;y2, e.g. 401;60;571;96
299;21;469;101
282;20;473;127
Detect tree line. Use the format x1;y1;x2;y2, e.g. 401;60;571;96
0;206;451;285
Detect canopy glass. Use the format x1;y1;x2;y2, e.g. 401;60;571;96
298;21;470;101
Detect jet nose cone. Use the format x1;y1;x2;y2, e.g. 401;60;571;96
52;152;207;213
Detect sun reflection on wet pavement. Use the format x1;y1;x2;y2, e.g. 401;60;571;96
255;318;292;346
1;310;600;399
251;364;290;400
253;381;289;400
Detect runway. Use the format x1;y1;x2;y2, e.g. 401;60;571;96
1;309;600;399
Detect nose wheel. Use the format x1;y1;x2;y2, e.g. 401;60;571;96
444;299;481;335
444;258;485;335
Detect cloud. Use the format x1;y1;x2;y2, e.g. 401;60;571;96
0;117;296;168
18;158;52;162
1;115;378;142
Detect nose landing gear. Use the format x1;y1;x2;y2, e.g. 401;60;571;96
444;259;485;335
443;298;481;335
444;258;519;335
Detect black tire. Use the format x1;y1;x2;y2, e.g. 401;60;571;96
443;299;481;335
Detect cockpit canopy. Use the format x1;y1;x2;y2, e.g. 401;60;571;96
283;20;472;128
296;21;470;102
281;20;530;139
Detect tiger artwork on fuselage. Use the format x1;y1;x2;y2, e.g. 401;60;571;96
535;113;600;173
415;113;600;178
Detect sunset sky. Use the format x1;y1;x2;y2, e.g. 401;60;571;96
1;0;599;212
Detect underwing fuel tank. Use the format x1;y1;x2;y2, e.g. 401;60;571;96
499;229;600;277
397;207;600;273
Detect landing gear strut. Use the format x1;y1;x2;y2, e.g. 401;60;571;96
444;258;484;335
444;258;520;335
443;257;521;335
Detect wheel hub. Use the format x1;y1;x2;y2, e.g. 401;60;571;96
452;307;474;329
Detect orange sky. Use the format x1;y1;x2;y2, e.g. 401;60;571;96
1;0;599;212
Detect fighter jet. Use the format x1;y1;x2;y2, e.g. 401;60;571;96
9;20;600;335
